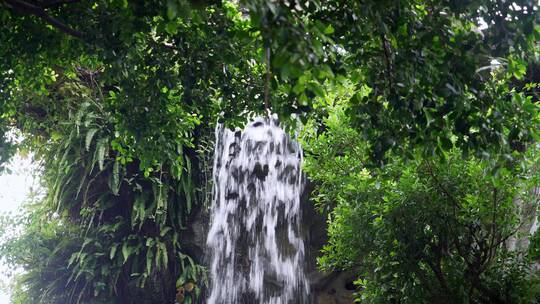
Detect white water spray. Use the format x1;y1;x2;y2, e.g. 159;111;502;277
206;116;309;304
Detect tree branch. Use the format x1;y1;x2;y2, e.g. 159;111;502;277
425;161;461;210
6;0;85;40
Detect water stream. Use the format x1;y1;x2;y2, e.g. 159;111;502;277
206;116;309;303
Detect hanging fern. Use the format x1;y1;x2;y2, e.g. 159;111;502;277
2;77;207;304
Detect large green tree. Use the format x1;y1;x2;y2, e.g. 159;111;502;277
1;1;264;303
302;93;540;302
0;0;538;303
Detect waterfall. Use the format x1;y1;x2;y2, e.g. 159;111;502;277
206;116;309;304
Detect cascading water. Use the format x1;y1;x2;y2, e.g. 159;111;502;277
206;116;309;304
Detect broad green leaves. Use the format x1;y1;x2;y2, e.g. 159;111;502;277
1;74;206;302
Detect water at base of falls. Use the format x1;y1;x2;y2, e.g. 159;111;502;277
206;116;309;304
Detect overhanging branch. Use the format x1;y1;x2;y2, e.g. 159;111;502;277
5;0;85;40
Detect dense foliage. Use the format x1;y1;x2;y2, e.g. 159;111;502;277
0;2;262;303
0;0;538;303
302;96;540;302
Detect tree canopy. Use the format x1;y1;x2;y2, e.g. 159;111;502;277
0;0;539;303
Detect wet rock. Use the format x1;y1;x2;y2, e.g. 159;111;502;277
252;162;269;180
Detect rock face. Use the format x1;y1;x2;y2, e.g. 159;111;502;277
301;183;357;304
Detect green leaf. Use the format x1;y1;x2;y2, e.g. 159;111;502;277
522;98;538;114
110;244;118;260
122;242;131;264
85;128;98;151
97;138;108;171
358;84;373;99
110;160;121;195
160;242;168;267
182;178;192;213
165;21;178;35
160;226;172;237
146;247;154;274
324;24;335;35
307;82;325;97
